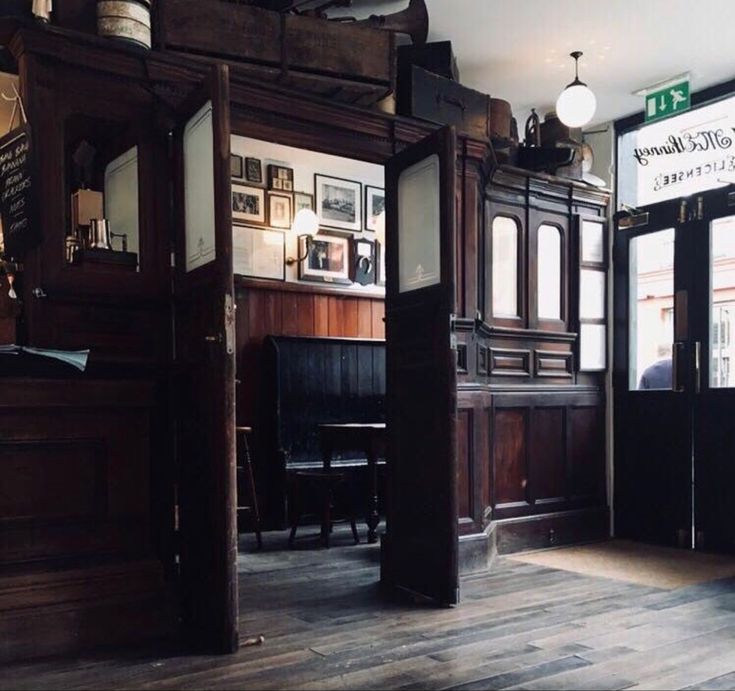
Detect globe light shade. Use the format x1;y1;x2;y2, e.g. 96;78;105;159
555;82;597;128
291;208;319;237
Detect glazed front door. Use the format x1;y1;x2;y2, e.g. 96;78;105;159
615;188;735;554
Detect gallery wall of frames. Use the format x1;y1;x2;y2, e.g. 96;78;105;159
230;136;385;294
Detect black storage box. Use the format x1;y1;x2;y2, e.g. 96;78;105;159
397;65;491;141
397;40;460;82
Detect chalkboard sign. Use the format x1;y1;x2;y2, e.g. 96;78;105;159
0;126;39;259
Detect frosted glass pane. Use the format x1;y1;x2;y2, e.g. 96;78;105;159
581;323;606;370
398;154;441;293
104;146;139;268
538;224;562;320
580;269;606;320
491;216;518;317
184;102;216;272
582;220;604;264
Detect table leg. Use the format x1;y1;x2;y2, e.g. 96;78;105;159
367;441;379;544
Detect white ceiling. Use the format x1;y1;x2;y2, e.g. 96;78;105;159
350;0;735;128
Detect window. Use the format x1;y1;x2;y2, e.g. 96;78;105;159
537;224;562;320
492;216;519;318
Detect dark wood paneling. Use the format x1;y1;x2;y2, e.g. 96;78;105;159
457;409;473;520
236;286;384;425
529;407;566;503
535;349;574;379
493;409;528;506
0;440;105;522
570;406;606;502
490;347;531;377
495;507;609;554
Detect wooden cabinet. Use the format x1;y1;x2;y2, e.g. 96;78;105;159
454;162;610;569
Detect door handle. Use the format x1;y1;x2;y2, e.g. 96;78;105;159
695;340;702;393
205;334;223;344
672;341;685;392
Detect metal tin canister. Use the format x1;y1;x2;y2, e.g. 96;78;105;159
97;0;152;50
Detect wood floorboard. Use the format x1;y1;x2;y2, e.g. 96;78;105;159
5;532;735;690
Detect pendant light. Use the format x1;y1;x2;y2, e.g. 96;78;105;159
555;51;597;128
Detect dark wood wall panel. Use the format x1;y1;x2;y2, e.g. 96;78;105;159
529;407;566;503
236;285;385;424
457;409;473;520
570;406;606;501
493;409;528;506
488;394;606;525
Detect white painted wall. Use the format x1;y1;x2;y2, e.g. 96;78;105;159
231;135;385;295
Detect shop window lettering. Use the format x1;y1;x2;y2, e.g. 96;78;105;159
633;129;734;166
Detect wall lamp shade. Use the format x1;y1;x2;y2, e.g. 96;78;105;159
286;208;320;265
555;51;596;128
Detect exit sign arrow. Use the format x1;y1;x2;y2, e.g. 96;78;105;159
645;79;691;122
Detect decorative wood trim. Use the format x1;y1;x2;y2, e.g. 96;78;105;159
489;347;531;378
534;349;574;378
477;322;578;343
477;344;489;375
235;276;384;301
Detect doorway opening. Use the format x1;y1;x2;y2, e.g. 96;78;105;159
230;134;387;590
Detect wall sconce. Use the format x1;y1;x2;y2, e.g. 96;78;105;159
285;208;320;265
555;51;597;128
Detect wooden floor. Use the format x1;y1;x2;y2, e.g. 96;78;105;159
5;530;735;690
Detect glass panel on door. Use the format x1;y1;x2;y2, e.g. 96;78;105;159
710;215;735;388
629;228;675;390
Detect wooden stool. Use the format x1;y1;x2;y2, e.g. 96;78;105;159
236;426;262;550
288;470;359;548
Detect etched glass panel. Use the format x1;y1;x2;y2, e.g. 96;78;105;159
183;101;216;272
398;154;441;293
491;216;518;317
538;224;562;320
104;146;139;268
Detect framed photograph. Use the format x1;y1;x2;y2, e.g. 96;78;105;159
245;157;263;185
268;191;293;229
315;174;362;232
267;164;294;191
230;154;244;179
232;184;266;225
352;237;376;286
294;192;314;214
233;225;285;281
365;185;385;232
298;231;352;285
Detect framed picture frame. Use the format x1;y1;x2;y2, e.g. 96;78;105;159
315;174;362;232
364;185;385;232
245;157;263;185
233;225;285;281
294;192;314;214
267;191;293;229
232;184;266;226
298;230;352;285
267;164;294;191
230;154;244;180
351;237;376;286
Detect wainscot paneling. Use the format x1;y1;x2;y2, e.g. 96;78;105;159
0;379;174;663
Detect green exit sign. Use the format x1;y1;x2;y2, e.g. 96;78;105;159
645;80;691;122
